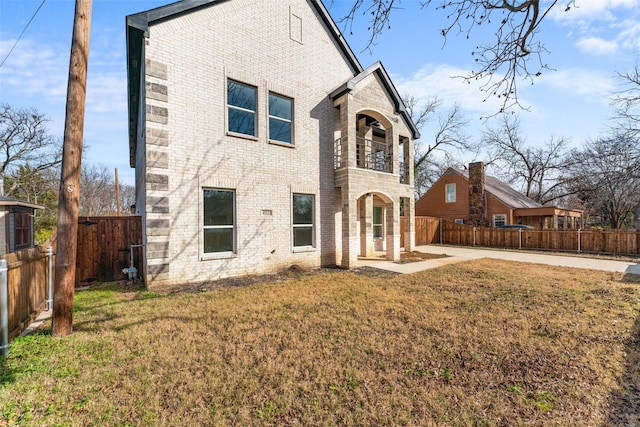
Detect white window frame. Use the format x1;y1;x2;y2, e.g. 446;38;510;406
445;183;456;203
493;214;507;228
454;219;464;224
292;193;315;249
268;92;294;144
227;79;257;138
203;188;236;255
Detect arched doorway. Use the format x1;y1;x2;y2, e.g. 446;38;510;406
355;191;398;261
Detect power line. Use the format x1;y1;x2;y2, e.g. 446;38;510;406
0;0;47;69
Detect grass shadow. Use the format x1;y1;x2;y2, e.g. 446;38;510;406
604;313;640;426
0;356;15;385
0;328;52;386
605;273;640;426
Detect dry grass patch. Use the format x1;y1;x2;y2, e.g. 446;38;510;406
398;251;447;263
1;259;639;426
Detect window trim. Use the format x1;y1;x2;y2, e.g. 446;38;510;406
493;214;507;228
202;188;236;257
292;193;315;250
445;183;456;203
454;218;464;225
13;210;32;250
268;91;294;145
226;79;258;139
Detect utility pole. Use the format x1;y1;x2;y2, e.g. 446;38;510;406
52;0;93;337
115;168;121;216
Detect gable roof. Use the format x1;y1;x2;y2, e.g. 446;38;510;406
330;61;420;139
126;0;365;166
451;168;542;209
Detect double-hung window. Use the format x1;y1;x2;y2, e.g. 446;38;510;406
203;189;235;253
493;214;507;228
292;194;314;247
227;80;257;137
445;183;456;203
268;92;293;144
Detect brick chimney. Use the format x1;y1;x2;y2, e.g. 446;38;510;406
468;162;489;226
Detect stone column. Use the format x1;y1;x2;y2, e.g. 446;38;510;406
404;197;415;251
385;198;400;261
341;190;359;268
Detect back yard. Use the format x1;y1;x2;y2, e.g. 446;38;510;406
1;259;639;426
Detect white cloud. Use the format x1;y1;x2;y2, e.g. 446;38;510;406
617;19;640;50
393;64;512;117
535;68;614;99
575;37;619;55
552;0;639;23
0;38;69;104
86;73;128;114
551;0;640;55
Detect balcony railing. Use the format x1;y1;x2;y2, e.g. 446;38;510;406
334;137;393;173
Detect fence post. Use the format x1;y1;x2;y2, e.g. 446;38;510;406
577;229;581;253
473;227;476;247
519;228;522;250
439;218;443;245
1;259;8;357
47;246;53;311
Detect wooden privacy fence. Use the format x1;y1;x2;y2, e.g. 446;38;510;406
1;247;54;341
400;216;441;247
76;216;142;287
432;219;640;256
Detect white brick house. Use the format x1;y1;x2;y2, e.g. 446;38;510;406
126;0;419;289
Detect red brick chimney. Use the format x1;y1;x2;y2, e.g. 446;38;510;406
468;162;489;226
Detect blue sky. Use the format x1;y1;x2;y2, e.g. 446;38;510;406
1;0;639;185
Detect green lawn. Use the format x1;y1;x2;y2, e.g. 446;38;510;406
1;259;639;426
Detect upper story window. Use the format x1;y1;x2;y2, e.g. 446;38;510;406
227;80;257;137
203;189;235;253
268;92;293;144
445;183;456;203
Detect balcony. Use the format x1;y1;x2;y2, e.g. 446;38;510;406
335;137;409;184
334;137;393;173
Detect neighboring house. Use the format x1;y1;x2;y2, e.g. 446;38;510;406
0;196;43;255
415;162;582;229
126;0;419;288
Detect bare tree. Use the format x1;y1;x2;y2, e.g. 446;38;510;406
338;0;574;111
482;115;572;204
612;63;640;139
80;164;134;216
0;104;62;196
4;165;58;242
569;135;640;229
404;96;475;197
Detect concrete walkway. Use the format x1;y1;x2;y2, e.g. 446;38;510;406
359;245;640;276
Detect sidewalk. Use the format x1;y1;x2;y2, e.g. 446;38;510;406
359;245;640;275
